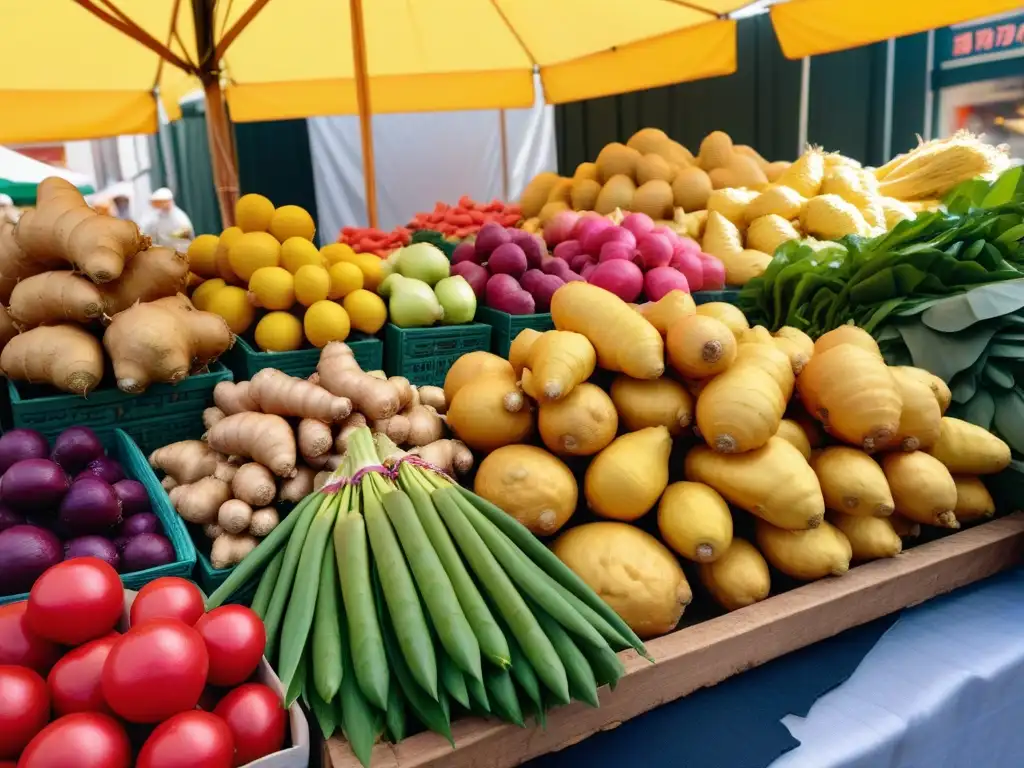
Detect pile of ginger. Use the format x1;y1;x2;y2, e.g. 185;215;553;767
149;342;473;568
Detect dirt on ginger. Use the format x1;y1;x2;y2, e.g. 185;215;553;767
249;507;279;537
207;412;298;478
298;418;333;459
0;324;104;395
249;367;352;422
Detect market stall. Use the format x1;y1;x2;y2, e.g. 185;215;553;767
0;145;94;205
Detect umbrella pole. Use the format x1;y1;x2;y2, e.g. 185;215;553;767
350;0;378;230
203;77;240;228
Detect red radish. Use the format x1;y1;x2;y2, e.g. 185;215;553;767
543;212;579;246
450;261;488;298
569;252;594;274
488;243;528;278
474;222;511;257
509;230;545;268
451;241;479;265
588;259;643;302
485;274;535;315
577;218;614;255
700;255;727;290
520;269;545;294
644;267;691;301
621;213;655;239
553;240;583;261
599;241;634;263
637;234;673;269
580;262;598;280
542;258;583;283
670;246;705;291
524;273;564;312
570;211;601;238
593;226;636;252
651;225;680;242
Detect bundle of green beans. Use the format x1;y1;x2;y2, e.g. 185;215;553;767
206;427;649;766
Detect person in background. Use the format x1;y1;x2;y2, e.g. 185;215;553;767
140;187;194;248
112;193;131;220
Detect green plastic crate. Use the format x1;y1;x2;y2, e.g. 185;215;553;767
9;364;231;454
222;333;383;380
692;289;741;306
475;307;555;358
0;429;197;606
384;323;492;387
193;550;259;606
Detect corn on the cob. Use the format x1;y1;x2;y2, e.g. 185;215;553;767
747;215;800;254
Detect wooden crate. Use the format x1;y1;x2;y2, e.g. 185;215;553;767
325;512;1024;768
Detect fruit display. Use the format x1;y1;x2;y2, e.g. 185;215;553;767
206;426;648;765
377;242;478;327
0;178;232;395
189;194;388;353
339;225;412;257
0;426;175;597
0;565;290;765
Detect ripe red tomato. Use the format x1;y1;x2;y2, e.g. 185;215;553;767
0;601;61;674
0;666;49;759
214;683;287;766
27;558;122;646
136;711;234;768
17;712;131;768
101;619;208;723
130;578;205;628
194;605;265;686
48;633;121;716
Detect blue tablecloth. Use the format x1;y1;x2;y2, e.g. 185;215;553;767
525;568;1024;768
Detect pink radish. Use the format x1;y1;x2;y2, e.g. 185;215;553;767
553;240;583;261
644;267;690;301
699;255;727;290
599;241;634;263
450;261;488;298
637;233;673;269
587;259;643;302
670;243;704;291
543;211;579;246
621;213;655;239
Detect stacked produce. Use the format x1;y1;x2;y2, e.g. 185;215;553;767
152;343;469;567
1;566;288;765
0;427;174;597
188;194;388;353
377;242;478;327
0;177;232;395
435;282;1011;638
407;196;522;238
339;225;412;257
206;426;647;765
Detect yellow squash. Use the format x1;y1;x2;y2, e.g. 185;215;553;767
698;539;771;612
953;475;996;525
733;342;795;400
695;364;785;453
684;436;825;530
666;314;737;379
446;376;534;454
928;416;1011;475
537;383;618;456
585;426;672;522
890;366;951;414
881;451;959;529
827;511;902;560
811;446;894;517
889;367;941;451
636;290;696;336
474;445;577;536
773;326;814;375
524;330;597;401
508;328;542;377
443;351;515;403
657;482;734;562
812;325;881;357
774;419;812;460
755;520;852;580
610;375;693;436
694;302;749;336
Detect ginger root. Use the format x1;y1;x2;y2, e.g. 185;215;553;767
231;462;276;506
416;385;447;414
99;246;189;315
8;271;106;327
169;476;232;524
372;414;411;445
217;498;253;535
214;381;258;415
203;523;223;539
207;412;297;478
335;413;368;453
0;306;17;354
313;471;331;492
210;532;258;569
1;324;103;395
249;368;352;422
404;404;445;447
410;439;474;475
203;407;226;430
249;507;280;537
279;466;315;502
317;342;405;419
298;419;332;459
149;440;225;484
15;177;149;283
161;476;178;491
0;221;61;303
103;294;233;392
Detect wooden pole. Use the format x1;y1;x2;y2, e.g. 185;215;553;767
203;76;240;228
499;109;510;202
349;0;378;229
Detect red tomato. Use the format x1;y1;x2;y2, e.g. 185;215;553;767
101;619;208;723
17;712;131;768
27;558;122;646
136;711;234;768
130;578;205;628
214;683;287;766
0;601;61;675
0;666;49;759
47;633;120;716
194;606;265;687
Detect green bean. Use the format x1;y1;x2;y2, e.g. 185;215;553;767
495;612;543;715
484;666;524;727
399;465;510;668
338;601;384;768
532;603;599;708
312;534;344;703
581;636;626;691
373;564;453;745
465;668;491;714
285;639;309;708
334;493;389;710
383;489;482;682
278;492;341;691
251;549;284;619
384;676;406;743
440;650;470;709
455;494;611;654
433;488;569;705
364;483;438;700
306;658;339;739
548;580;632;652
207;491;325;608
264;494;328;662
455;485;650;659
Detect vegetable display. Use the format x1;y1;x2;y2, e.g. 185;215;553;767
376;242;478;327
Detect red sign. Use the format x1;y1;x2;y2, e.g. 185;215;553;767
948;14;1024;60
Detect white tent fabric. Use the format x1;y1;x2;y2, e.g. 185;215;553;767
0;145;94;187
307;76;556;245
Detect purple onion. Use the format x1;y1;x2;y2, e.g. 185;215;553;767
118;512;160;538
57;477;122;536
64;535;120;571
51;427;105;475
1;458;70;512
0;503;25;533
75;456;125;486
113;535;132;553
112;480;150;517
121;533;175;573
0;525;63;595
0;430;50;475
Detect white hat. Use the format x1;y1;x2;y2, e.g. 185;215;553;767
0;194;12;207
150;187;174;202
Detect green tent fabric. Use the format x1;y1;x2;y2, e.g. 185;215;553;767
0;179;95;205
0;145;94;205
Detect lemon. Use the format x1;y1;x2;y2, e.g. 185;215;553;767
280;237;322;274
293;264;331;306
304;301;350;347
269;205;316;242
248;266;295;310
228;232;281;282
186;234;220;278
343;289;387;334
214;227;244;283
328;262;363;299
351;252;384;291
206;285;255;334
235;193;275;232
191;278;226;311
254;311;304;352
321;243;356;266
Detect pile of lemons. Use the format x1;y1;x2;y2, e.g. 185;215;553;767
187;194;388;352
